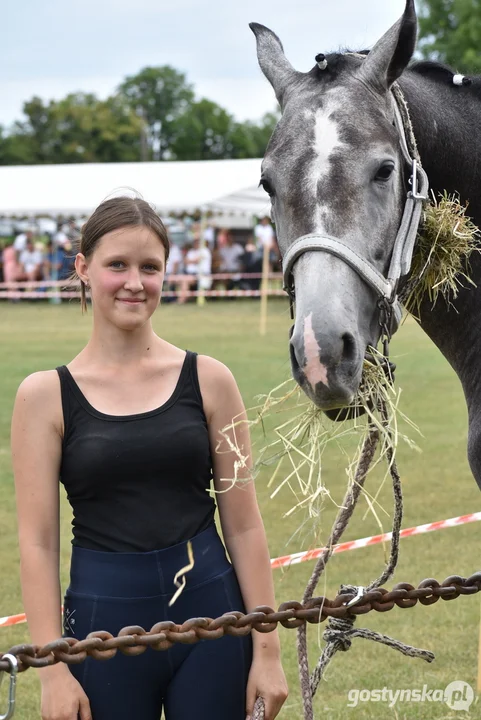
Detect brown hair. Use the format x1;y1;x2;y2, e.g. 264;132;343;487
75;196;170;312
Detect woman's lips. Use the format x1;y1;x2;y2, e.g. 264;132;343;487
116;298;145;304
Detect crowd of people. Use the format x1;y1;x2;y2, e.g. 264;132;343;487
1;221;79;286
0;216;279;300
165;217;279;302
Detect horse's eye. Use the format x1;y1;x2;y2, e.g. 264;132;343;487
374;163;395;182
259;178;275;197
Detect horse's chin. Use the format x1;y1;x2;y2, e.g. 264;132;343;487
291;348;362;416
293;370;362;418
324;406;367;421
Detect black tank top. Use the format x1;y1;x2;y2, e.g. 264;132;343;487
56;351;216;552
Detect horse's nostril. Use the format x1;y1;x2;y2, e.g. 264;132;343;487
342;333;356;362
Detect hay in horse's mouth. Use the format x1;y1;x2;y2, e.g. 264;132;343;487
219;349;419;543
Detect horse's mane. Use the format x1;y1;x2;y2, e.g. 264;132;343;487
409;60;481;99
318;51;481;99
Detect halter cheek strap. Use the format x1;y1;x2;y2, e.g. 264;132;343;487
281;84;429;338
282;234;404;334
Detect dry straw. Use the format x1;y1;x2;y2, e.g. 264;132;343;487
220;350;418;541
403;191;481;315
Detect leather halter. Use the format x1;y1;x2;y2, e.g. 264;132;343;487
281;87;429;338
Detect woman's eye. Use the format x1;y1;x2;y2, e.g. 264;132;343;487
110;261;124;268
374;163;395;182
143;264;159;272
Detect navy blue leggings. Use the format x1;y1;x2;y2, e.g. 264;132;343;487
63;525;252;719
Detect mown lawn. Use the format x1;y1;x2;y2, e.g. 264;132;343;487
0;300;480;719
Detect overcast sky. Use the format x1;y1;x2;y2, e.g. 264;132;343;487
3;0;409;128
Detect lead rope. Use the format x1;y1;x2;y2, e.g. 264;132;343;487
292;394;434;720
295;424;380;720
252;697;265;719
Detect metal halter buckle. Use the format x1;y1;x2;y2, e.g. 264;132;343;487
409;159;429;201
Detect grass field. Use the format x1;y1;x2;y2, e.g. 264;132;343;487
1;300;480;719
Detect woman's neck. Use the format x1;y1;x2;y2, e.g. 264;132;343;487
81;319;162;370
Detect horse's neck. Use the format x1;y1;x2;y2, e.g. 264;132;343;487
400;72;481;419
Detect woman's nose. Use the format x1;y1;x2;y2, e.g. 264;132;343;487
124;270;143;291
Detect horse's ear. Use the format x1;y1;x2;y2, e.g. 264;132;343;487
250;23;298;106
359;0;417;92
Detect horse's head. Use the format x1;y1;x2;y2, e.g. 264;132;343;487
251;0;419;411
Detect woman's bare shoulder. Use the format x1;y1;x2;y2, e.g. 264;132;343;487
15;370;63;428
16;369;61;398
196;354;236;386
196;355;242;417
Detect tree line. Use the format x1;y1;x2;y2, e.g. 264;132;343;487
1;1;480;166
0;66;279;165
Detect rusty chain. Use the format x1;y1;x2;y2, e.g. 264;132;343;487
2;572;480;674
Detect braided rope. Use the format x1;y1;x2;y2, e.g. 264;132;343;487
252;696;265;719
296;425;381;720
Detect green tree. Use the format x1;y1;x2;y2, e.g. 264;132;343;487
18;93;143;164
21;96;53;163
170;99;235;160
0;123;37;165
229;111;280;158
418;0;481;72
117;66;195;160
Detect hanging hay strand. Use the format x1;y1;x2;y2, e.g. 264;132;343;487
403;191;481;316
219;349;418;542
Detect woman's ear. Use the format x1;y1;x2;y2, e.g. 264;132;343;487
75;253;89;285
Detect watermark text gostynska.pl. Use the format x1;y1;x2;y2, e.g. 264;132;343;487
347;681;474;712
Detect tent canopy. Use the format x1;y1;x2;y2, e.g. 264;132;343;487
0;158;271;218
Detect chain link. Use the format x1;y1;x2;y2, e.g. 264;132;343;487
2;572;480;674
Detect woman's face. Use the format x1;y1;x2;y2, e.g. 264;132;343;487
76;225;166;330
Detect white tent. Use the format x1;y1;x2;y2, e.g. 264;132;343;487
0;158;270;218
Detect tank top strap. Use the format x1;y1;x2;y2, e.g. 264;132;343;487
56;365;74;444
185;350;204;407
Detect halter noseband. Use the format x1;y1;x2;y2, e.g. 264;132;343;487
281;83;429;340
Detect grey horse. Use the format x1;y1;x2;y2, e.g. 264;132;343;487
251;0;481;490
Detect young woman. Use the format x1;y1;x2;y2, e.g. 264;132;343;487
11;197;288;720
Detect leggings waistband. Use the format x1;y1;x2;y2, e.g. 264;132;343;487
69;524;230;597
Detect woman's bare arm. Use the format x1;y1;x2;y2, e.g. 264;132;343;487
198;356;288;720
11;371;70;680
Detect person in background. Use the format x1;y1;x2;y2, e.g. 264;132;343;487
18;237;44;282
67;220;81;246
2;238;20;285
254;217;275;253
219;231;244;291
184;237;212;294
203;223;215;250
14;229;34;260
44;241;61;281
241;236;263;291
254;217;276;273
54;222;70;249
164;240;183;303
44;239;75;283
216;227;229;248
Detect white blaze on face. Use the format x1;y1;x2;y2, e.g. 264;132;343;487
306;103;346;232
303;312;329;389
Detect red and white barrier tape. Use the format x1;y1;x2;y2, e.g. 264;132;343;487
270;511;481;570
0;289;287;300
1;511;480;629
